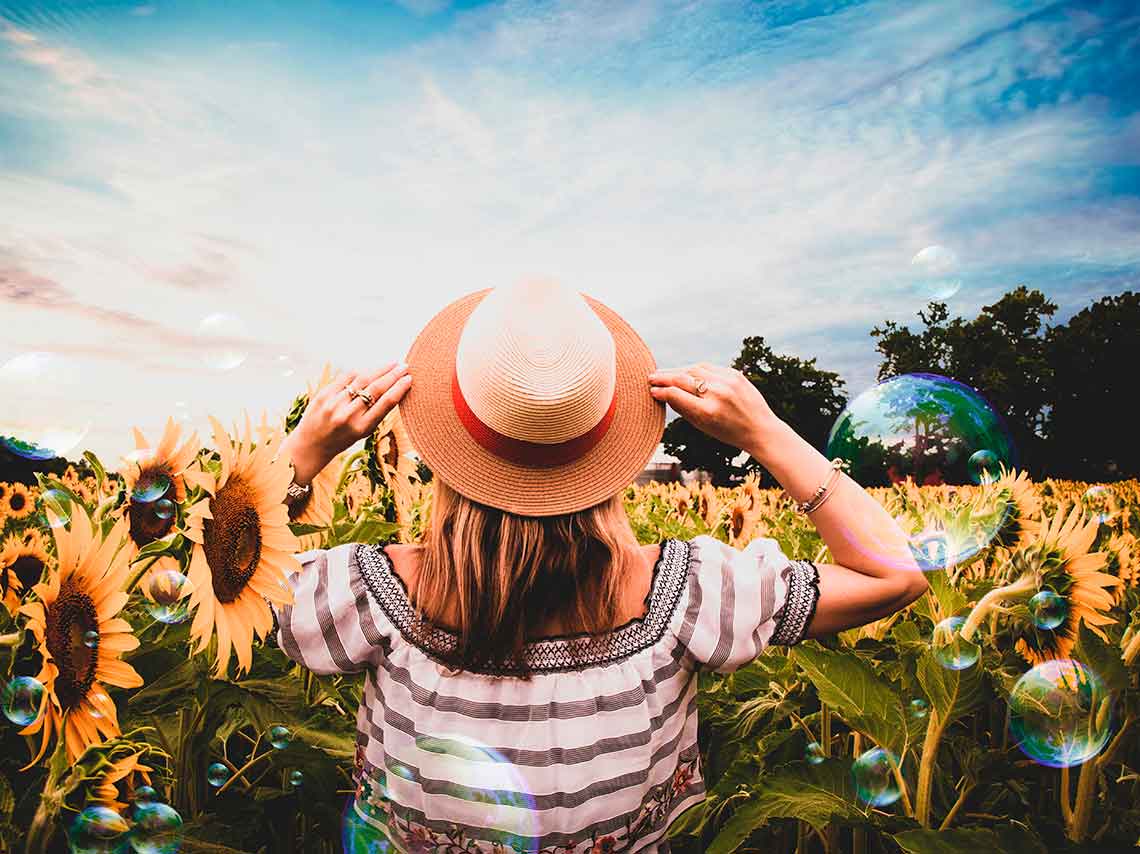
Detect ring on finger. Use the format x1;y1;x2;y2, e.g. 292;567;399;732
356;390;375;407
686;373;708;396
345;385;361;399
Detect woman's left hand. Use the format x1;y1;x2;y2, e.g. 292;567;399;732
283;362;412;484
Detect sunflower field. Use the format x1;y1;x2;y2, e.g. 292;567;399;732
1;370;1138;853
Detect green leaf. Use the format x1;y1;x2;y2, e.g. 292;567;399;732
791;642;910;756
1074;620;1128;694
911;570;966;625
915;649;984;728
288;523;326;537
894;825;1046;854
83;450;107;490
706;759;863;854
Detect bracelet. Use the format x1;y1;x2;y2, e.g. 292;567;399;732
796;458;846;514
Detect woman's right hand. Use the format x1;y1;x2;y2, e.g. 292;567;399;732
647;363;782;456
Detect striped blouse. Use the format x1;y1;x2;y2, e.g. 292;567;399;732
273;534;821;854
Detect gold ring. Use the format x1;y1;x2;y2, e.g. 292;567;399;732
357;390;374;407
694;378;708;396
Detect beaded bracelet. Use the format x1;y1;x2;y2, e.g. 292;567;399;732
796;458;846;514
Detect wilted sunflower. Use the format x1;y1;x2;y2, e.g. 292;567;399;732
986;467;1043;553
119;418;201;557
18;507;142;766
91;749;154;814
4;481;35;521
0;532;52;614
367;407;418;493
1011;504;1122;667
184;416;299;677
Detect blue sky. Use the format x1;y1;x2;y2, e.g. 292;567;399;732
1;0;1138;463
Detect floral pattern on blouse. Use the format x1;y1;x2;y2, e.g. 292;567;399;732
351;755;699;854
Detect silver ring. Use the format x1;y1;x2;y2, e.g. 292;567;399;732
693;377;708;396
357;390;374;407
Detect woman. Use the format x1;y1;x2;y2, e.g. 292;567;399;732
275;280;928;853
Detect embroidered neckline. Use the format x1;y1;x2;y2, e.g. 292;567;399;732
354;538;691;676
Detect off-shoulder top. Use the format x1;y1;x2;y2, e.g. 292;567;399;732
272;535;820;854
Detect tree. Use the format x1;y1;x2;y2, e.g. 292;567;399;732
662;336;847;487
1045;291;1140;481
870;287;1057;478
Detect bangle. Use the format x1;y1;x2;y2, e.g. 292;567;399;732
796;458;846;514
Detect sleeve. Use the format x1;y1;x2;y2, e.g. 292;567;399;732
675;535;821;674
273;544;394;675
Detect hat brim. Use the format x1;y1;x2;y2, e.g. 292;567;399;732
398;288;665;516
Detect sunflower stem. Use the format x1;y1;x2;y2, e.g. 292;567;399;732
937;779;975;831
1059;765;1073;825
959;574;1037;642
1068;757;1098;842
1123;631;1140;667
0;632;19;648
24;736;70;854
215;748;272;797
124;552;166;595
884;749;914;818
914;706;945;827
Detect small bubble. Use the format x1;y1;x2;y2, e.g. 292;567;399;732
932;616;980;670
154;498;175;520
2;676;45;726
805;741;825;764
967;449;1001;484
145;569;193;625
269;725;292;750
196;312;250;372
909;698;929;719
277;354;296;378
852;748;902;807
132;473;171;504
83;630;99;649
288;770;304;788
910;245;961;301
207;762;231;788
129;801;182;854
88;690;109;719
1081;485;1114;525
69;805;129;850
131;785;158;804
1028;589;1067;631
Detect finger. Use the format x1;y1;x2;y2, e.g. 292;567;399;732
355;361;399;391
322;371;357;403
359;374;413;433
360;363;408;402
648;383;710;416
648;368;706;396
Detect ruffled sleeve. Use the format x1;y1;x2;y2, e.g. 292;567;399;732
672;535;820;674
274;543;394;675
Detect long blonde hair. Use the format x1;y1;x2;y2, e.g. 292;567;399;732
406;477;644;678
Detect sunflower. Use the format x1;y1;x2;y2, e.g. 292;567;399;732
727;492;760;549
0;532;53;615
986;467;1043;553
368;406;418;493
18;507;143;766
4;481;34;521
695;482;720;528
184;415;299;677
289;451;346;551
117;418;202;558
1011;504;1122;667
91;750;154;814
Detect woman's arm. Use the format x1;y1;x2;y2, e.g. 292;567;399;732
649;363;928;640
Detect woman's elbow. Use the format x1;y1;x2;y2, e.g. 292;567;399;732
894;573;930;609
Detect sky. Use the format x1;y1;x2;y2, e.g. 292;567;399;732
1;0;1138;465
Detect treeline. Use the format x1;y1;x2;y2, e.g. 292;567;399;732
663;288;1140;486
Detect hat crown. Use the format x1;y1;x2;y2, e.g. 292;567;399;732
454;280;616;444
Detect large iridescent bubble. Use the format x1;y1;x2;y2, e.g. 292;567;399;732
910;245;962;301
826;373;1017;572
851;748;902;807
0;351;91;460
1009;659;1115;768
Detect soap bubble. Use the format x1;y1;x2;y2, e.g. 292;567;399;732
967;449;1002;485
909;698;929;719
145;569;193;624
343;796;398;853
196;312;250;372
412;732;540;844
1081;486;1114;525
805;741;825;764
911;245;961;301
39;488;72;529
1028;589;1067;631
0;352;92;460
69;805;129;851
288;770;304;788
826;373;1016;571
132;472;171;504
1010;659;1115;768
83;630;100;649
2;676;45;726
852;747;901;807
154;499;175;520
269;725;292;750
277;355;296;378
131;785;158;805
207;762;231;788
932;616;980;670
128;801;182;854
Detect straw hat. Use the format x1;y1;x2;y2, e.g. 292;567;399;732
398;279;665;516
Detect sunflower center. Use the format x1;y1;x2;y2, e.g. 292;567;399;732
203;476;262;604
11;555;46;590
9;492;26;512
127;465;177;548
383;437;400;472
286;487;312;521
44;580;99;711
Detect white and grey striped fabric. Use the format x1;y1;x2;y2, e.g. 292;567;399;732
273;534;820;853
